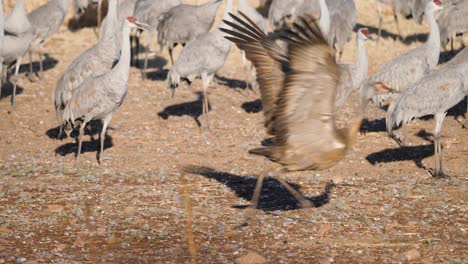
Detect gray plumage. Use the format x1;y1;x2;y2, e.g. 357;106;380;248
27;0;69;79
369;0;442;106
0;0;34;106
386;63;468;177
117;0;138;23
336;28;370;106
447;47;468;68
134;0;181;78
327;0;357;61
437;0;468;51
166;0;233;128
54;0;120;135
62;17;144;162
268;0;319;30
157;0;223;65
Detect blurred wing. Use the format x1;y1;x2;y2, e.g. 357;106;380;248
271;17;342;168
220;12;288;134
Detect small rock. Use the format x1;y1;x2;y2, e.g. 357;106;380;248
404;249;421;262
235;252;266;264
16;257;27;264
318;223;332;236
46;205;64;214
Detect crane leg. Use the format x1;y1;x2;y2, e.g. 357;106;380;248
38;52;43;79
27;51;35;82
433;112;446;177
98;114;112;164
393;11;402;40
76;122;87;160
201;72;212;129
401;123;408;146
243;170;267;224
135;30;141;68
464;97;468;129
11;57;22;108
169;47;175;66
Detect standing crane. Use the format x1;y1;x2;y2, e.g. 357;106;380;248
437;0;468;51
62;17;150;162
386;63;468;177
134;0;181;78
369;0;443;107
26;0;69;80
157;0;223;65
336;28;372;106
166;0;233;129
0;0;34;107
446;47;468;128
221;13;380;219
327;0;357;62
376;0;414;41
54;0;119;136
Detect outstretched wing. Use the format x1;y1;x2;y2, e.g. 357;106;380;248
252;17;342;171
220;12;288;134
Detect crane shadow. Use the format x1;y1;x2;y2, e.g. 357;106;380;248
241;99;262;114
354;23;427;45
46;120;113;140
214;75;248;90
18;54;59;75
439;47;466;64
366;144;433;170
158;92;210;127
54;133;114;157
360;118;387;133
183;166;334;211
0;81;24;99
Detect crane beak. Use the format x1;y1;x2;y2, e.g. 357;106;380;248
134;21;152;32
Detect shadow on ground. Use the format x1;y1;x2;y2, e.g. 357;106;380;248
183;166;334;212
158;92;210;127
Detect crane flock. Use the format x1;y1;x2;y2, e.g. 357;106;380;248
0;0;467;217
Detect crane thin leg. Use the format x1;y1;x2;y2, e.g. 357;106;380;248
0;61;3;101
243;171;267;224
99;114;112;163
402;123;408;146
464;98;468;128
76;122;87;160
28;51;35;82
38;52;43;79
433;112;446;177
201;73;213;129
11;57;22;107
393;11;402;40
96;0;103;37
169;47;175;66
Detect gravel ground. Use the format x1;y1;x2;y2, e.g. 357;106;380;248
0;0;467;263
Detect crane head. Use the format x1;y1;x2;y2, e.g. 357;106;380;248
126;16;152;31
358;28;374;41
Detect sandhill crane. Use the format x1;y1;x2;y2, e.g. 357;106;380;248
446;47;468;127
437;0;468;51
0;0;34;107
221;13;380;219
26;0;69;80
386;63;468;177
134;0;181;78
62;17;150;162
336;28;372;106
327;0;357;62
376;0;414;41
369;0;443;106
268;0;319;30
157;0;223;65
54;0;119;136
166;0;233;129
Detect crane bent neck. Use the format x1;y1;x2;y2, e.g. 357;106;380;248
424;8;440;49
112;24;131;84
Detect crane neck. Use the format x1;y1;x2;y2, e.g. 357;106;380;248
318;0;330;37
113;22;132;84
219;0;233;29
424;7;440;49
100;0;118;42
356;36;368;78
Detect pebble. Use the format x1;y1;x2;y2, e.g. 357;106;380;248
235;252;266;264
404;249;421;262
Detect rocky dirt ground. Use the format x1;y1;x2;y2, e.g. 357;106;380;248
0;0;467;263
